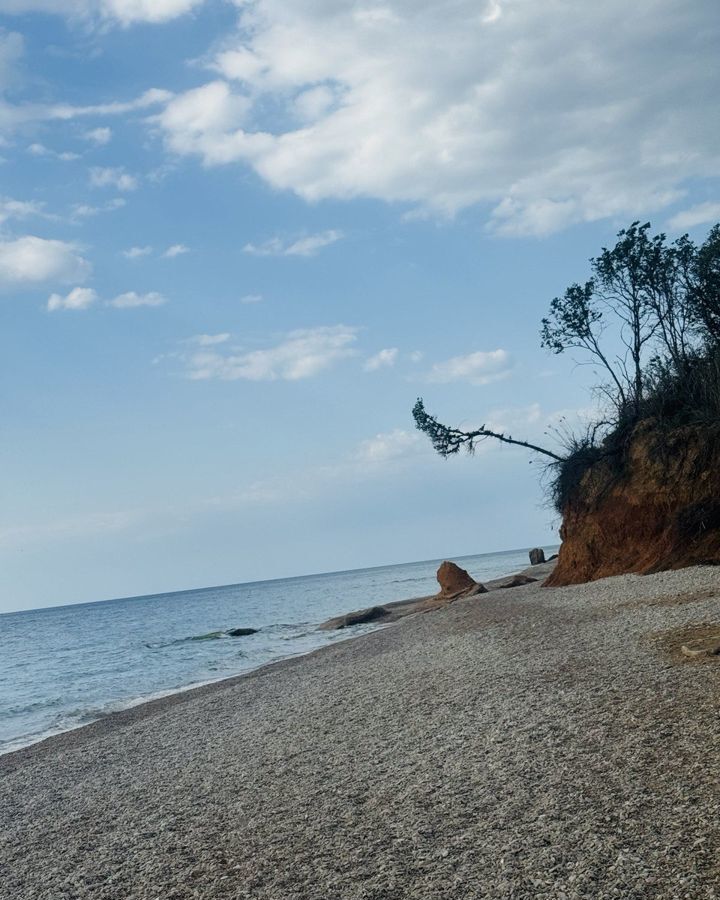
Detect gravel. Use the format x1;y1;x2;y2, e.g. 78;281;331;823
2;565;720;899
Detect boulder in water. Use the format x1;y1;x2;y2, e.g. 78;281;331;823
227;627;259;637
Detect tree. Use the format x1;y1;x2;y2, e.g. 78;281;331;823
412;399;563;461
685;225;720;343
414;221;719;472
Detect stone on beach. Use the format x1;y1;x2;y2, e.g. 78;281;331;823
6;565;720;899
320;562;488;630
529;547;546;565
435;561;486;599
496;574;538;589
321;606;391;630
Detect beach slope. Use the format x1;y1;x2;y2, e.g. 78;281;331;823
2;566;720;899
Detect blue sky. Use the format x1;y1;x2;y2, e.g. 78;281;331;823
0;0;718;611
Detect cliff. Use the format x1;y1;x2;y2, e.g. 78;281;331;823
547;421;720;586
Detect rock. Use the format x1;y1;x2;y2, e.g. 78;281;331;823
529;548;546;565
436;561;481;598
497;574;538;589
321;606;390;630
320;563;488;631
227;627;259;637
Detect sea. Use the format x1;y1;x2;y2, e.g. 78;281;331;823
0;546;557;755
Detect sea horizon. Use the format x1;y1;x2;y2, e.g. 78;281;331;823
1;544;554;617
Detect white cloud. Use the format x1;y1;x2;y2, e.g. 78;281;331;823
27;142;79;161
668;202;720;231
163;243;189;258
364;348;398;372
188;333;230;346
153;0;720;234
0;1;204;26
109;290;166;308
123;245;152;259
84;126;111;145
183;324;358;381
90;166;137;191
0;236;90;286
101;0;205;25
240;293;263;304
243;230;343;257
71;198;125;218
2;89;172;134
154;81;252;163
0;197;45;225
47;88;172;121
47;286;97;311
354;429;424;464
426;349;512;386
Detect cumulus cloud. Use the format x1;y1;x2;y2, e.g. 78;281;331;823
163;243;189;258
153;81;252;163
426;349;512;386
84;126;112;145
183;324;358;381
123;245;152;259
0;236;90;286
109;290;166;308
47;286;97;311
90;166;137;191
243;230;343;257
0;0;205;26
364;348;398;372
668;202;720;231
153;0;720;233
0;197;45;225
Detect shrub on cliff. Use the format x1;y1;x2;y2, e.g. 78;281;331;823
414;221;720;514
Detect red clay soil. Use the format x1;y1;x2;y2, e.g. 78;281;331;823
547;421;720;587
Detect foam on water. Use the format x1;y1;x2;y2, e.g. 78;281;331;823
0;546;556;754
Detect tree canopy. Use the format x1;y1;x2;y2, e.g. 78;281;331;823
413;221;720;507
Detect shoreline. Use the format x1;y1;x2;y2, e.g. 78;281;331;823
1;557;555;761
4;563;720;897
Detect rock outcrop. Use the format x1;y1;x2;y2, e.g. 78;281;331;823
548;422;720;586
321;606;391;630
529;548;546;565
497;574;537;589
320;561;487;630
435;561;486;599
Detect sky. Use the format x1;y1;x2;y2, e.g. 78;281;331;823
0;0;718;611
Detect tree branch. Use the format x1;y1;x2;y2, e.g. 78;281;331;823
412;399;564;462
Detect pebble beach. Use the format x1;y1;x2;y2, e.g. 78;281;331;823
2;563;720;899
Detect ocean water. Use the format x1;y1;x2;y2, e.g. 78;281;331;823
0;546;556;755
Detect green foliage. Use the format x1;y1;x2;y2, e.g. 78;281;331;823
414;221;720;513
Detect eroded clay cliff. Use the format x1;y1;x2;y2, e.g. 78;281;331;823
547;421;720;586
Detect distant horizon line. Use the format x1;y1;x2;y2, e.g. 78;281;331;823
2;543;560;617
